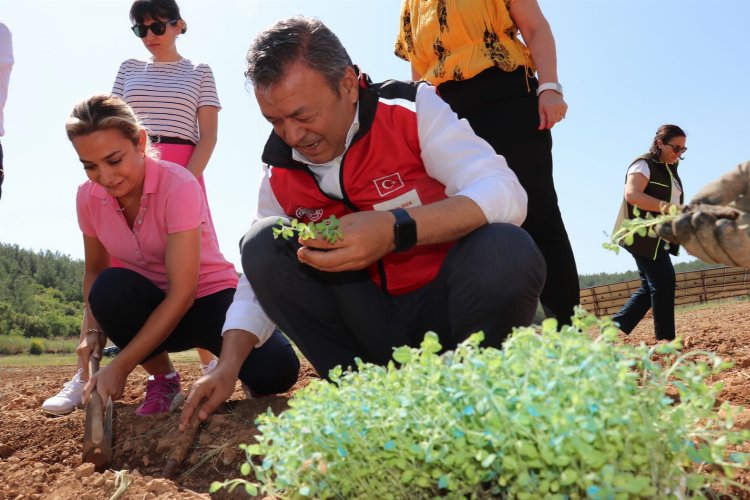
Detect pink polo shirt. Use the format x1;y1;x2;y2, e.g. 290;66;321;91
76;157;238;298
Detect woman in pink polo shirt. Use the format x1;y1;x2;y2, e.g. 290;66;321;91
42;94;299;416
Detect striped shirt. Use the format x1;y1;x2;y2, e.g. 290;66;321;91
112;58;221;144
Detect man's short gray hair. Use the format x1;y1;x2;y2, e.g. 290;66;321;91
245;16;354;95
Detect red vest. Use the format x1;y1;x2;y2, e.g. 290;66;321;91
265;77;453;295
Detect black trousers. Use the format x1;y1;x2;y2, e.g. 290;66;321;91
611;249;676;341
88;267;300;395
243;217;546;379
438;67;580;324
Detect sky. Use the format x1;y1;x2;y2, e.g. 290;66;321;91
1;0;749;276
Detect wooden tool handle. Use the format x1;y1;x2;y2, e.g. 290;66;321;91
88;355;100;377
163;406;203;478
82;351;112;471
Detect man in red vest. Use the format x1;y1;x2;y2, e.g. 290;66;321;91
180;16;546;429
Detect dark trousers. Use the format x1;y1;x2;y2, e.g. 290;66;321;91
88;267;300;395
242;217;546;379
611;250;676;341
437;67;579;324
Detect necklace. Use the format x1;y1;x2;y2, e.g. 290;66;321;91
116;190;143;213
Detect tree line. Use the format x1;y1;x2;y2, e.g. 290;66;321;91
0;243;725;339
0;243;83;338
578;259;723;289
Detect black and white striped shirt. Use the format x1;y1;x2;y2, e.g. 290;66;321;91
112;58;221;144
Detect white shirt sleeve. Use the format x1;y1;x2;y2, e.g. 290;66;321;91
414;83;527;225
256;164;286;220
221;164;284;344
221;273;276;346
111;60;127;97
627;159;651;180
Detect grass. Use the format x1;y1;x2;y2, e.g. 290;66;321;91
0;335;78;356
0;341;202;367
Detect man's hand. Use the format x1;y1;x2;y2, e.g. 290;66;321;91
657;161;750;267
297;211;394;272
179;363;237;431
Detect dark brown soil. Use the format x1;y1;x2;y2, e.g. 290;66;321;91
1;300;750;498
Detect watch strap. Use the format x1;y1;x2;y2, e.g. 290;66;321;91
536;82;563;97
389;208;417;253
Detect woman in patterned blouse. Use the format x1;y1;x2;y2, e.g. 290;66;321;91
395;0;579;326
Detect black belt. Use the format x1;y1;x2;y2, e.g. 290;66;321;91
148;135;196;146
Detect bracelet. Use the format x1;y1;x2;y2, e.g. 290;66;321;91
536;82;563;97
87;328;104;334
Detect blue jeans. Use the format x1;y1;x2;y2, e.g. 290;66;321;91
612;249;676;341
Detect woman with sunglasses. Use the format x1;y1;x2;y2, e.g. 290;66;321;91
611;124;687;341
114;0;220;375
42;95;299;416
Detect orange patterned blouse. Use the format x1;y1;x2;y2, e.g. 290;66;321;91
395;0;534;86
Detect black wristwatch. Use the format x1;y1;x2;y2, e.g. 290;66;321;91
389;208;417;253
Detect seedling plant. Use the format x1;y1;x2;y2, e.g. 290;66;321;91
273;216;343;244
211;309;750;498
603;205;679;254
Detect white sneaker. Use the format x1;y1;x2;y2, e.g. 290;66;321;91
200;358;218;375
42;368;85;415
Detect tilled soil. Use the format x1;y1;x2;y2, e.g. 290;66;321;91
1;300;750;499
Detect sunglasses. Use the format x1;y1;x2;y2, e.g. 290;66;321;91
131;19;178;38
664;143;688;154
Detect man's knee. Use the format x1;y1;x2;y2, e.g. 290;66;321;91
240;217;292;279
460;224;546;293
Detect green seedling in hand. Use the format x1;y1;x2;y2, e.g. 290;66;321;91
272;215;344;245
603;205;679;254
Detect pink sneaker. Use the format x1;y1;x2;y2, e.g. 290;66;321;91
135;372;184;416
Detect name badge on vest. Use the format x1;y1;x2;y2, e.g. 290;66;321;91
373;189;423;212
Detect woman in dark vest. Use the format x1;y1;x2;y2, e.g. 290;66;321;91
612;124;687;341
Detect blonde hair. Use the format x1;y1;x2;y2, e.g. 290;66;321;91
65;94;156;156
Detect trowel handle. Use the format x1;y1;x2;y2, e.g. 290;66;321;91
88;354;100;377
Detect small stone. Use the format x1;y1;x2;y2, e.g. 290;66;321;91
207;414;230;433
0;444;13;458
91;474;105;487
155;437;173;454
146;478;173;494
75;462;96;479
142;455;150;466
221;447;237;466
104;479;115;489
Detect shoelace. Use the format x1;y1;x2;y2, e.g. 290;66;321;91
55;377;83;398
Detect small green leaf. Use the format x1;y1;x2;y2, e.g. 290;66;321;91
240;462;251;476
